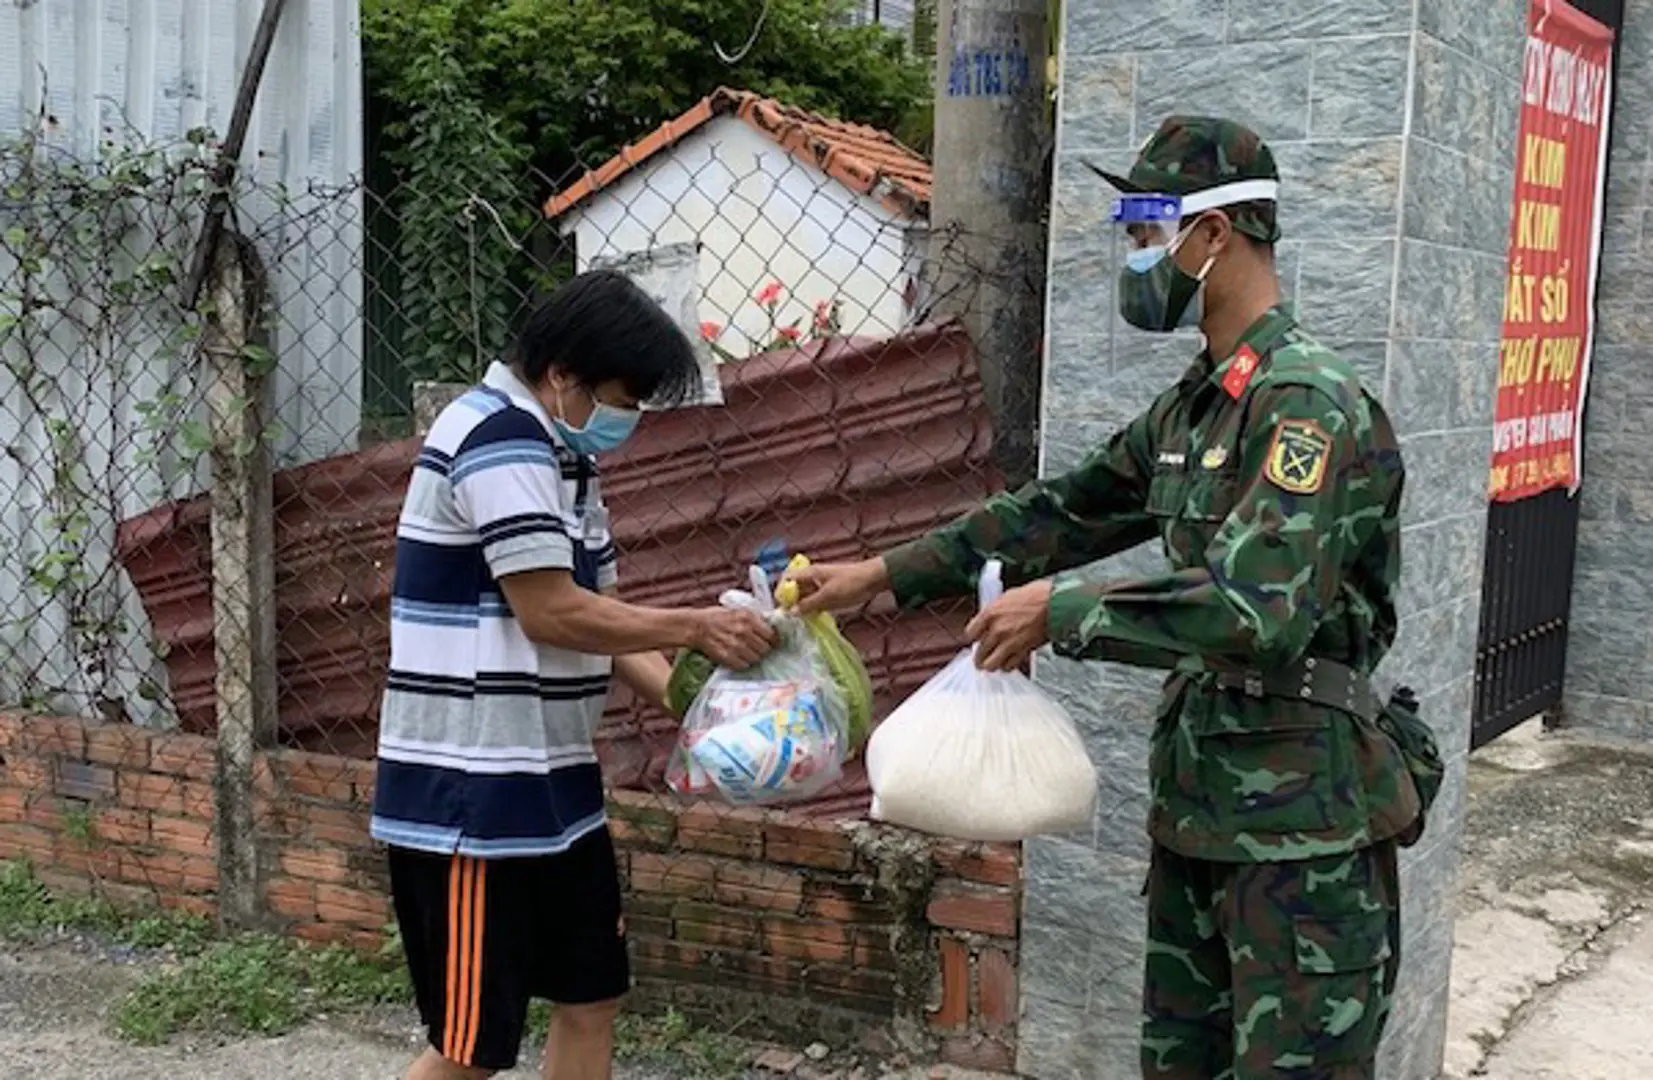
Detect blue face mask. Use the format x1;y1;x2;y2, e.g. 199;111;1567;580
1118;225;1214;333
553;391;641;456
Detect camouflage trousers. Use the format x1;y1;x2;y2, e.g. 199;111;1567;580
1140;841;1400;1079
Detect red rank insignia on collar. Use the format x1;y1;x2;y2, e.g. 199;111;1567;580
1221;344;1261;400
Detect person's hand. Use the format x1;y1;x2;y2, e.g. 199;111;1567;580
966;580;1054;672
788;558;889;615
689;607;778;671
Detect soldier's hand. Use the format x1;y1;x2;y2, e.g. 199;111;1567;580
788;558;889;615
967;580;1054;672
689;607;778;671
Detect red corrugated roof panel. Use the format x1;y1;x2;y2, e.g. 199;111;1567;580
114;322;1001;816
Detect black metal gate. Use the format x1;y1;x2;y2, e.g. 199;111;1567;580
1471;0;1625;749
1473;491;1582;747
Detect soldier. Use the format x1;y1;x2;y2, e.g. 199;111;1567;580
790;117;1426;1078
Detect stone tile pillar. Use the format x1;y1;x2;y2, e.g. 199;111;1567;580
1027;3;1527;1077
1563;9;1653;737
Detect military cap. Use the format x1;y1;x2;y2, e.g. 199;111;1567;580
1085;116;1282;243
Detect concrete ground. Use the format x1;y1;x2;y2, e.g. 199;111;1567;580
1444;718;1653;1079
5;717;1653;1078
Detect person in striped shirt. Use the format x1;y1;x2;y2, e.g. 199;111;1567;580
372;270;776;1080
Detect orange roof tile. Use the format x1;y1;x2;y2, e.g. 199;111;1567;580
544;87;932;221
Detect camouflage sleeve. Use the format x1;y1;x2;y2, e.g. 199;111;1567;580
882;410;1161;609
1045;384;1354;669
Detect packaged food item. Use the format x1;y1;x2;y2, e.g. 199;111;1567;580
665;555;872;805
865;560;1098;841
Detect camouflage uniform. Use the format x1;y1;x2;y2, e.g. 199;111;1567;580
882;118;1419;1079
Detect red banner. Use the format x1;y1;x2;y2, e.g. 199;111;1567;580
1488;1;1615;502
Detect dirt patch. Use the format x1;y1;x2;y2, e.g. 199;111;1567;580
1461;734;1653;901
0;935;985;1080
0;939;430;1079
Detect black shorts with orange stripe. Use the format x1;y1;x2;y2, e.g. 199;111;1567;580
387;826;631;1071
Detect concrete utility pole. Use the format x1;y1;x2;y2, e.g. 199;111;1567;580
926;0;1052;486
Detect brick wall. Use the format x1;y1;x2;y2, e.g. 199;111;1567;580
0;712;1021;1070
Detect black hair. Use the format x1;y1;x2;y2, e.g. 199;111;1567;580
513;268;701;407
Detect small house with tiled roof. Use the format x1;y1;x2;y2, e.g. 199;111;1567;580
544;88;932;356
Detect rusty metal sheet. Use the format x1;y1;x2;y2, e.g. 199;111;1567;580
115;322;1002;810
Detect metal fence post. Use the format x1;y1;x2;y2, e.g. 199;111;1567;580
204;233;278;931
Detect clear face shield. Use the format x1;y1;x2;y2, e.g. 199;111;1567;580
1107;193;1203;347
1110;193;1187;268
1104;180;1279;346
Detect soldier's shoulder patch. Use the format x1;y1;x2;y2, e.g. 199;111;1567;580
1264;419;1331;495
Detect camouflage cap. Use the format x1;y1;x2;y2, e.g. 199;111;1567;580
1085;116;1282;243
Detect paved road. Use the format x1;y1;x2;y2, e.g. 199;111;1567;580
1444;720;1653;1079
1479;913;1653;1080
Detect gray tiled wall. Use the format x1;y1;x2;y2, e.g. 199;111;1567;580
1564;11;1653;738
1027;4;1525;1077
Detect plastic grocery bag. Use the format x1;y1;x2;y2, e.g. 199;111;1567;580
664;559;874;748
665;556;870;806
865;560;1098;842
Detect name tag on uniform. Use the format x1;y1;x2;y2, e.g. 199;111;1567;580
1157;451;1186;467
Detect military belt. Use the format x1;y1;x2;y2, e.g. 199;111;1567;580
1211;657;1377;721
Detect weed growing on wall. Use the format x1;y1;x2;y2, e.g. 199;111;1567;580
0;114;331;718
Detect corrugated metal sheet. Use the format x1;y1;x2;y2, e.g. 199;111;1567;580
1;0;360;170
0;0;364;723
0;0;367;467
0;0;367;463
116;322;1003;813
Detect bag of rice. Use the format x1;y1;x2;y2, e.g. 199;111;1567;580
865;560;1098;842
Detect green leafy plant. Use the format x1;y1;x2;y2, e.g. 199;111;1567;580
4;859;752;1067
362;0;930;184
112;933;412;1045
524;1003;751;1080
60;803;99;848
374;45;531;385
0;119;229;710
1;860;403;1044
0;859;204;946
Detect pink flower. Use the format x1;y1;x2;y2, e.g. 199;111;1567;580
755;281;783;308
777;325;802;343
812;299;836;333
699;321;722;342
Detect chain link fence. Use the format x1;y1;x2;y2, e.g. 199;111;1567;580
0;101;1051;1049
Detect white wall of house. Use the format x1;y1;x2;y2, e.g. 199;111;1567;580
562;117;920;352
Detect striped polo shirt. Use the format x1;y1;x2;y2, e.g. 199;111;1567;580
370;362;618;858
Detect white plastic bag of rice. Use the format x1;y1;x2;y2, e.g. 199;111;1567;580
865;561;1098;842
